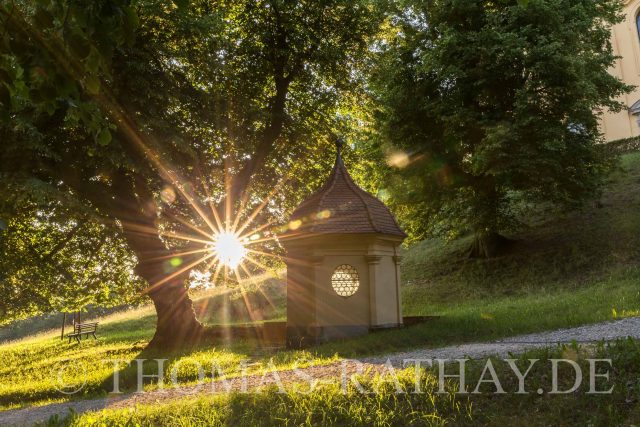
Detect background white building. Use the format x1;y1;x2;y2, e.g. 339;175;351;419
601;0;640;141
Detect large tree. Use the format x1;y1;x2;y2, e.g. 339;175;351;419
0;0;380;347
373;0;630;257
0;193;144;324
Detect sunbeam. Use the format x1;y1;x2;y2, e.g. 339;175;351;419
210;231;247;269
147;252;216;291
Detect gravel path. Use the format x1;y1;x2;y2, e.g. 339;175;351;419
365;316;640;366
2;317;640;426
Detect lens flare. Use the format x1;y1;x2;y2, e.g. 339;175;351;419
211;232;247;269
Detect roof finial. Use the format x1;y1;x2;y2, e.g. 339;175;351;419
335;136;345;159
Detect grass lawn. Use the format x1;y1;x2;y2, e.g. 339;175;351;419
1;153;640;413
64;340;640;426
0;305;335;411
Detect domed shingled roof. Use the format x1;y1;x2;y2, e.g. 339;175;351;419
289;141;406;237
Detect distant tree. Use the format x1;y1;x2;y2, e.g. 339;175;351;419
373;0;630;257
0;0;381;347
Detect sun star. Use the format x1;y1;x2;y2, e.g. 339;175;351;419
211;231;247;269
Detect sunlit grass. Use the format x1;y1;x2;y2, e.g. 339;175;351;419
0;301;335;411
66;340;640;426
1;265;639;411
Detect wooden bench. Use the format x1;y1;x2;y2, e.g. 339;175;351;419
67;322;98;343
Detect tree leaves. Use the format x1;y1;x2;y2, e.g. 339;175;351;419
96;127;111;146
0;194;145;323
123;6;140;46
374;0;629;242
0;0;381;322
0;83;10;108
66;30;92;60
173;0;189;11
84;76;100;96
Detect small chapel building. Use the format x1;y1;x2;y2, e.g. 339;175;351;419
281;140;406;348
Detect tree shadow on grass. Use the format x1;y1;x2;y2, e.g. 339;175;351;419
100;326;271;394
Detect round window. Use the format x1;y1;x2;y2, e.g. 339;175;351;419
331;264;360;297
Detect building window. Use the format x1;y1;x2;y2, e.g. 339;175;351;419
331;264;360;297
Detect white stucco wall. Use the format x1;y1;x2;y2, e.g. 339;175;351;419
601;0;640;141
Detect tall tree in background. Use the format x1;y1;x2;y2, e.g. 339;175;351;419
0;0;380;347
374;0;630;257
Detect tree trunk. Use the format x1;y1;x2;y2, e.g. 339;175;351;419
465;178;513;259
148;283;203;349
123;224;205;350
467;231;512;259
109;170;204;350
138;258;205;350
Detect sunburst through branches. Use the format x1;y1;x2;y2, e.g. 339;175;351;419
148;157;310;294
209;231;247;269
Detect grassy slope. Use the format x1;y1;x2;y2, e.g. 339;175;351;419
403;151;640;310
193;279;286;325
2;153;640;411
397;151;640;328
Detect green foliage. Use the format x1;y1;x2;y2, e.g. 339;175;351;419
372;0;631;246
0;182;145;323
0;0;383;211
604;135;640;155
0;0;156;322
0;0;383;326
0;207;145;324
0;0;138;141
